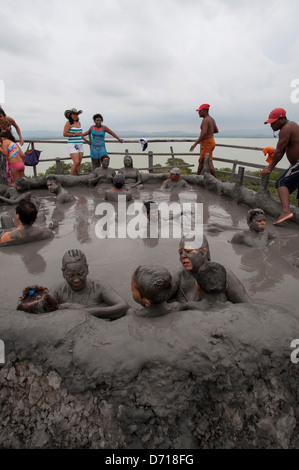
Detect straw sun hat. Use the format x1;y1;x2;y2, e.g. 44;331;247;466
64;108;83;119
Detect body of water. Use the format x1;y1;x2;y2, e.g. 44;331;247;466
23;136;286;177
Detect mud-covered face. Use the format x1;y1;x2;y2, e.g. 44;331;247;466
102;158;109;168
47;180;59;193
124;157;132;167
63;261;88;291
131;275;150;307
178;242;205;272
94;117;102;126
250;214;266;233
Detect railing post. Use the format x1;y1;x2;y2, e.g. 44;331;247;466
230;160;238;182
0;153;8;185
170;146;175;166
148;151;153;173
235;166;245;187
125;149;129;157
259;173;270;191
55;157;62;175
33;166;37;177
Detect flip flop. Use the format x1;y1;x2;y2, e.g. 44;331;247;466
273;213;294;225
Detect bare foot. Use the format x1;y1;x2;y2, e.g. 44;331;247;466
273;212;294;225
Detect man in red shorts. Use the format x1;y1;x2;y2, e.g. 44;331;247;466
190;103;219;177
261;108;299;225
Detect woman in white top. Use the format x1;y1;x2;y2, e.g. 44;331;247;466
63;108;87;175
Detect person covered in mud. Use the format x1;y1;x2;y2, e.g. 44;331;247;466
105;174;133;201
118;155;142;189
17;285;59;314
0;177;32;205
50;249;129;320
88;155;116;187
261;108;299;225
230;208;276;248
191;262;230;308
46;175;76;204
169;235;251;303
160;167;191;190
129;265;185;317
0;200;54;246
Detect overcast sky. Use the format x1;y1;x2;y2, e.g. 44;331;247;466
1;0;299;134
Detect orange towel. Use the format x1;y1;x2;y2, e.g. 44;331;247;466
263;147;274;163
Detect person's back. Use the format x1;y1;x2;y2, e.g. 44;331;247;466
0;200;54;246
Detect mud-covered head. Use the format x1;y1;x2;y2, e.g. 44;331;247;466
62;249;89;292
131;265;172;307
179;234;211;272
195;262;227;294
124;155;133;167
17;285;59;314
247;208;266;232
15;177;29;192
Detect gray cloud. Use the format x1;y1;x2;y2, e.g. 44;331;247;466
1;0;299;133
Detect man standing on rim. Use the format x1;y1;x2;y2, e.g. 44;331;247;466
190;103;219;177
261;108;299;225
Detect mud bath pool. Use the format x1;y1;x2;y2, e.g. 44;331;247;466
0;176;299;449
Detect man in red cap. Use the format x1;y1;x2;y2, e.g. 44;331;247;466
261;108;299;224
190;103;219;177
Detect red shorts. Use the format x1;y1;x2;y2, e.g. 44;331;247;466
199;138;216;161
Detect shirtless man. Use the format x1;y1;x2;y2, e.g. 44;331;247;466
261;108;299;225
0;200;54;246
160;167;191;190
50;249;128;320
170;235;251;303
105;174;133;201
190;103;219;177
230;208;276;248
46;175;76;204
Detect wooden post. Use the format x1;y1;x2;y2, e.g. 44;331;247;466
236;166;245;187
230;161;238;183
148;151;153;173
170;146;175;166
0;153;8;185
55;157;62;175
259;173;270;192
33;166;37;177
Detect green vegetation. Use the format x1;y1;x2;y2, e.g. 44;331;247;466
152;157;193;175
38;161;92;177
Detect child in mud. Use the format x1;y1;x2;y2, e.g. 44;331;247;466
129;265;185;317
230;208;276;248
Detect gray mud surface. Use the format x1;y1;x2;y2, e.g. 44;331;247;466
0;178;299;449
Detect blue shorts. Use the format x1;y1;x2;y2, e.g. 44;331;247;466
275;161;299;197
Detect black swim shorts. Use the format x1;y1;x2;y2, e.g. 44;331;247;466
275;160;299;195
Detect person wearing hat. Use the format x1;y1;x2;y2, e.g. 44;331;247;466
161;167;190;190
190;103;219;178
261;108;299;225
63;108;87;176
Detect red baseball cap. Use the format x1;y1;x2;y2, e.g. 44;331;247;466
264;108;286;124
196;103;210;112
